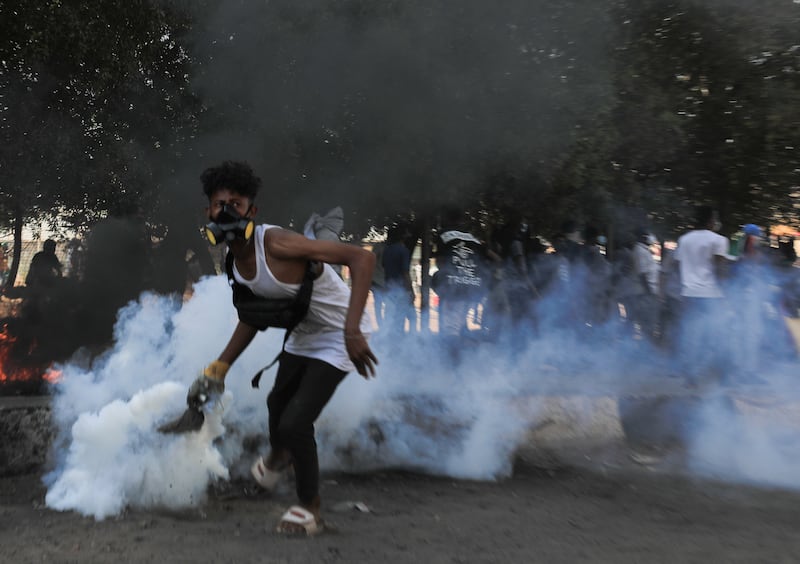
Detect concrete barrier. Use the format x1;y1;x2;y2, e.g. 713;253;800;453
3;388;799;477
0;396;54;476
516;395;625;446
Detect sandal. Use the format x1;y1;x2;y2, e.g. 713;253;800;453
250;456;283;491
276;505;324;537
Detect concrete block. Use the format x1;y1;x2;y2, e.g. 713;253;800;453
0;396;53;476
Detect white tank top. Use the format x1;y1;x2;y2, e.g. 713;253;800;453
231;224;370;372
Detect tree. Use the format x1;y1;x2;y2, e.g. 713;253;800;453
550;0;800;240
0;0;201;289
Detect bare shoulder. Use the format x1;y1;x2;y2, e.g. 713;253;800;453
264;226;305;245
264;227;314;260
266;228;372;267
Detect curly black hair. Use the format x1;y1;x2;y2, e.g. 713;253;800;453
200;161;261;199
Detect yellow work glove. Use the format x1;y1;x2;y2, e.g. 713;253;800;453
187;360;229;409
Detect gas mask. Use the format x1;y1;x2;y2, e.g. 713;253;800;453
204;204;255;246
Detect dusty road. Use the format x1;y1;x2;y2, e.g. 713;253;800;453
2;449;799;564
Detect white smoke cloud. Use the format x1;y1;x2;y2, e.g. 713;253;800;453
686;390;800;489
44;276;283;519
44;262;800;520
45;383;229;520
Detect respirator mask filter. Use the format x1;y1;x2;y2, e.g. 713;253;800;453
204;204;255;246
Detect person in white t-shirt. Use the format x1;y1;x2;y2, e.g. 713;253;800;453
673;205;735;383
675;206;732;299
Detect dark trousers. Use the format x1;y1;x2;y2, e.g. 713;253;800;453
267;352;347;505
676;297;729;382
372;287;386;328
384;285;414;335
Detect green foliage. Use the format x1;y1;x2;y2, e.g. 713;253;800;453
552;0;800;238
0;0;199;238
2;0;798;254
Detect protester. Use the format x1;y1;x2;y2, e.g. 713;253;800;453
433;208;492;350
675;207;731;300
674;205;735;384
581;225;614;329
553;220;583;263
773;235;800;318
19;239;64;325
382;223;415;335
370;239;387;329
189;161;377;536
630;228;660;339
740;224;764;260
498;220;539;342
26;239;62;289
481;231;511;339
526;237;562;300
548;220;586;331
658;245;683;348
610;236;638;337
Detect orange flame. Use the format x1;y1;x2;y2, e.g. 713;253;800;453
0;322;46;383
44;365;63;384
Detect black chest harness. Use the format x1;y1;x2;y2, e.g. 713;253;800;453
225;252;316;387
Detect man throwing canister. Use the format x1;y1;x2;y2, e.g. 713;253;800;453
189;161;378;536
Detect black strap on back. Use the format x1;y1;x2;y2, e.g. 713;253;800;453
225;252;317;388
249;344;284;389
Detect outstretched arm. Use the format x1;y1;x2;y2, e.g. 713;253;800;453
186;321;258;408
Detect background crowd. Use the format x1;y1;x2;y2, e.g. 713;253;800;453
370;205;800;385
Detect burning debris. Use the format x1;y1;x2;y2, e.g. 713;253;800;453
0;321;56;394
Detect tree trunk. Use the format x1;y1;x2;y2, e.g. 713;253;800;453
3;202;24;292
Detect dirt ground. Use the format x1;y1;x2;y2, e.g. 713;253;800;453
2;447;800;564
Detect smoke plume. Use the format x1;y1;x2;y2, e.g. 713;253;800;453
43;256;800;519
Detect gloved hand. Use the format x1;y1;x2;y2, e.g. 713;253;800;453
187;360;230;409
